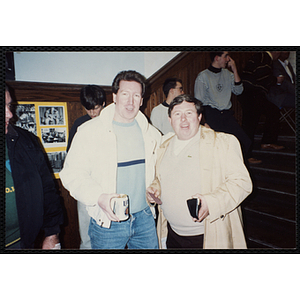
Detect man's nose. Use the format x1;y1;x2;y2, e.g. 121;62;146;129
128;94;134;104
6;106;13;119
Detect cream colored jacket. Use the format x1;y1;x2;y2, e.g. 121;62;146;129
60;103;161;228
152;126;252;249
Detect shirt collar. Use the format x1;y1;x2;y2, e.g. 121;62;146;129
208;64;222;73
279;59;289;67
162;101;170;107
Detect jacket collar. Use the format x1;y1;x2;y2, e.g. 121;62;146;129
6;124;18;137
160;126;210;149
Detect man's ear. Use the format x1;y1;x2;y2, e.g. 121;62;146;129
113;93;116;104
168;116;172;124
140;98;143;107
198;114;202;123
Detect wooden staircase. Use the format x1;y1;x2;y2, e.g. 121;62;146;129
242;118;296;249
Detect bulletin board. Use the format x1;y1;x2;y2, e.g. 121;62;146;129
15;101;69;178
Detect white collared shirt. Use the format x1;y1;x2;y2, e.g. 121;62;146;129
278;59;294;84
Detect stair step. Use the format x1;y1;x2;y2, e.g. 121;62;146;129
250;161;295;175
254;180;295;196
247;237;283;249
250;170;295;189
252;148;295;159
243;193;296;222
242;117;296;249
253;135;295;152
243;209;296;249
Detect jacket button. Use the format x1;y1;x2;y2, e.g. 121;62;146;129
220;215;224;218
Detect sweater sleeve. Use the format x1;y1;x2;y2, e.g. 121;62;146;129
230;71;244;95
194;72;207;103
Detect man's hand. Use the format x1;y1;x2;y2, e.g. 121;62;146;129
98;193;120;222
146;187;162;205
277;75;284;84
42;234;59;249
227;56;242;83
227;56;237;73
191;194;209;222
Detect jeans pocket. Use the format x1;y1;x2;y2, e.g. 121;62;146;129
142;206;153;217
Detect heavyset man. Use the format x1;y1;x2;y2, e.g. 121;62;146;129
147;94;252;249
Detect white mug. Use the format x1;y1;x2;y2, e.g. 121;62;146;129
111;194;129;221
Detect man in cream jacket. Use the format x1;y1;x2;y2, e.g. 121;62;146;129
60;71;161;249
147;94;252;249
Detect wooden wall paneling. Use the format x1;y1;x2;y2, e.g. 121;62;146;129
143;51;257;125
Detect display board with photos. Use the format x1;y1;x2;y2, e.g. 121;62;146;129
15;102;69;178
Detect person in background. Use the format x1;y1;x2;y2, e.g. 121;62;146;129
66;85;106;249
267;51;296;109
194;51;252;163
67;85;106;151
150;78;184;135
240;51;285;159
60;70;161;249
5;84;63;249
147;94;252;249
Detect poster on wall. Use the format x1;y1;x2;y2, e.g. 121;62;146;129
15;102;69;178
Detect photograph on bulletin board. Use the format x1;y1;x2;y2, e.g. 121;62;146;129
15;101;69;178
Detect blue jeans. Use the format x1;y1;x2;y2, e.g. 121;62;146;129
88;206;158;249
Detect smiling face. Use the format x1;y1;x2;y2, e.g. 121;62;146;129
169;100;202;140
113;80;143;123
5;90;13;134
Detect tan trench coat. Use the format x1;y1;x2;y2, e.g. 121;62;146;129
151;126;253;249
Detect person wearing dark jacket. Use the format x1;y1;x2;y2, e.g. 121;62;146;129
66;85;106;249
239;51;285;163
267;51;296;109
5;85;63;249
66;85;106;152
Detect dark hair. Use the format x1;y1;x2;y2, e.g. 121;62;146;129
112;70;146;97
209;51;225;62
163;78;182;98
5;83;10;93
80;85;106;110
168;94;203;117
